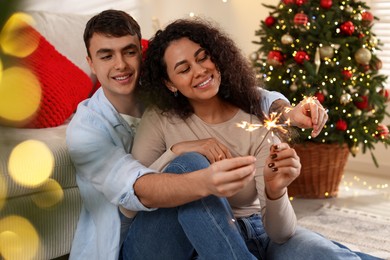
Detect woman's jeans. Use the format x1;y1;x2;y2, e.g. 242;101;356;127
121;152;383;260
121;152;256;260
238;213;383;260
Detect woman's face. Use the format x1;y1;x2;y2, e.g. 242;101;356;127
163;37;221;103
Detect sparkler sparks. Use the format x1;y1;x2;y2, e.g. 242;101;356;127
236;112;290;134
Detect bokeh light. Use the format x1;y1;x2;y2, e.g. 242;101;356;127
0;174;6;211
0;12;38;58
32;179;64;208
0;215;39;259
0;66;41;126
0;57;2;83
8;140;54;187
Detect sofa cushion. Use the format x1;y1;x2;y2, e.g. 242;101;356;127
19;26;93;128
28;11;93;79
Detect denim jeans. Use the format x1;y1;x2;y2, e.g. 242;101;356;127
237;213;384;260
121;152;256;260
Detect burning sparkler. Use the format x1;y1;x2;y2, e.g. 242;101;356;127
236;111;291;146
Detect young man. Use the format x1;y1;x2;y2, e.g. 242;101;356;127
66;10;327;260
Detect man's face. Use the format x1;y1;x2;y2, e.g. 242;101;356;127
87;33;142;101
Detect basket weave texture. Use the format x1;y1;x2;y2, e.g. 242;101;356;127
288;142;350;199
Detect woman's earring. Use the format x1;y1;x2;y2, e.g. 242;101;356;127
174;91;178;97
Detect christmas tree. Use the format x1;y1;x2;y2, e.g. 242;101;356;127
252;0;390;166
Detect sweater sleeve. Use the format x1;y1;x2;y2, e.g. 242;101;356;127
254;136;297;244
263;192;297;244
132;108;176;171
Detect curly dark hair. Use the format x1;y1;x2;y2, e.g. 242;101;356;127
140;18;265;121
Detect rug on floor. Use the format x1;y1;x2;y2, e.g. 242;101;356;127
297;204;390;259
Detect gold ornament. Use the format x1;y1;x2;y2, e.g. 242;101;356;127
354;48;372;65
281;34;294;45
340;93;351;105
249;52;258;62
319;46;334;59
290;83;298;91
351;145;360;156
345;5;353;13
354;109;362;116
369;35;378;47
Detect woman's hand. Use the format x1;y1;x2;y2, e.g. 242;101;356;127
264;143;301;200
171;138;232;163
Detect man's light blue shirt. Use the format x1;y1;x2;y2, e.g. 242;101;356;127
66;88;154;260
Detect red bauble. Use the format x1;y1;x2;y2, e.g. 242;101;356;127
354;95;369;110
315;92;325;103
361;11;374;26
360;64;370;72
295;0;307;6
340;21;355;36
294;13;308;26
376;124;389;139
320;0;332;9
371;59;383;71
341;69;353;80
283;0;295;4
265;16;276;27
267;51;284;66
294;50;310;64
336;119;348;131
379;88;390;102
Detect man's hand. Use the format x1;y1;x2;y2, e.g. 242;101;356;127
269;99;328;138
287;99;328;137
201;156;256;198
171;138;233;163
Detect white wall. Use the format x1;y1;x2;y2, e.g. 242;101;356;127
21;0;272;56
21;0;390;176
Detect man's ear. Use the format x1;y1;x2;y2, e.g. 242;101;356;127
86;56;96;75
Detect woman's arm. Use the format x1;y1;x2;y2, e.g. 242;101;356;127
256;142;300;244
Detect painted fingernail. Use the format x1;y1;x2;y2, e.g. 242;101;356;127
271;154;277;159
272;167;278;172
268;163;275;168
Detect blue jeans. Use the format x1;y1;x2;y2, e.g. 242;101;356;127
121;152;256;260
238;213;384;260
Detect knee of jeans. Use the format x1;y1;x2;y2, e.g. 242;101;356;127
165;152;210;174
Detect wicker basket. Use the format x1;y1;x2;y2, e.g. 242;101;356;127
288;142;350;199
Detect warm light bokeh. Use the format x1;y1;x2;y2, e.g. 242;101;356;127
0;174;6;211
0;12;38;58
31;179;64;208
0;66;41;125
8;140;54;187
0;215;39;259
0;57;3;83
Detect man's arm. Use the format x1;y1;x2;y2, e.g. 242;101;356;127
133;156;256;208
260;88;328;137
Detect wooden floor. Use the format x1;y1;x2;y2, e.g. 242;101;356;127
291;170;390;219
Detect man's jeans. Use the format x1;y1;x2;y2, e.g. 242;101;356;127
238;213;383;260
121;152;256;260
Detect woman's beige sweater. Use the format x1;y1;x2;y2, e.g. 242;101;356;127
132;107;297;242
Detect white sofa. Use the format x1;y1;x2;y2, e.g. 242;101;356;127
0;11;96;259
